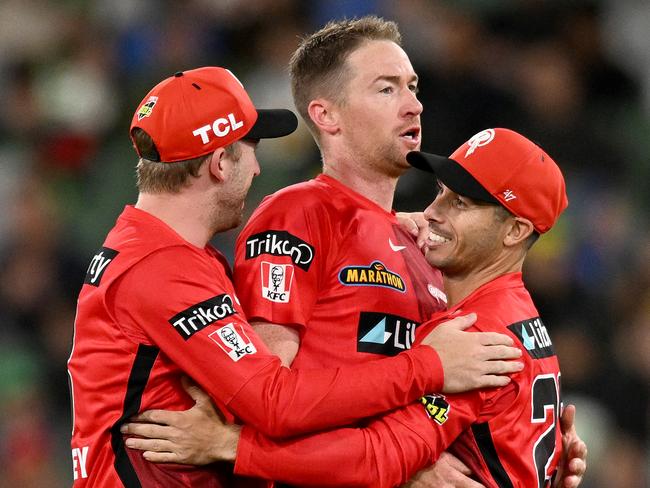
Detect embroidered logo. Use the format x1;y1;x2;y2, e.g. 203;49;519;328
465;129;495;157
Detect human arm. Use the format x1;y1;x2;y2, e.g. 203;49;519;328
553;405;587;488
125;380;483;487
125;382;584;487
115;247;460;439
253;314;523;393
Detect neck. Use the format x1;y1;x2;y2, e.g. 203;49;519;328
135;192;215;248
443;254;524;308
321;151;399;212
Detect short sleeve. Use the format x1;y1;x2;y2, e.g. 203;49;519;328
234;191;330;329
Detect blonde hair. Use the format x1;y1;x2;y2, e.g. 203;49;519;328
289;16;401;139
131;127;240;193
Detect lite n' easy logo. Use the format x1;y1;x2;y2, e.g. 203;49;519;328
507;317;555;359
357;311;419;356
84;247;119;287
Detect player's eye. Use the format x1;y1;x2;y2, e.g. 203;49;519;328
380;86;394;94
453;197;467;208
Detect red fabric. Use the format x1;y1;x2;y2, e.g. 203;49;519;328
236;273;563;488
68;205;445;487
234;174;447;370
130;67;258;162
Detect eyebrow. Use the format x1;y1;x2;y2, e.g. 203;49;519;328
372;74;419;85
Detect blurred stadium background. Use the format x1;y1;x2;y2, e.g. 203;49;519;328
0;0;648;486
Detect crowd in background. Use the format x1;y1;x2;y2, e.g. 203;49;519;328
0;0;648;486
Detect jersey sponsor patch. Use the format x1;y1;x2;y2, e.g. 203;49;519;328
420;394;450;425
261;262;294;303
245;230;315;270
507;317;555;359
209;322;257;362
357;311;418;355
84;247;119;287
339;261;406;293
169;294;236;340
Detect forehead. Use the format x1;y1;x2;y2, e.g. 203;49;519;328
345;40;416;83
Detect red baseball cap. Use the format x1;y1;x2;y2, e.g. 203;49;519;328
130;67;298;163
406;128;568;233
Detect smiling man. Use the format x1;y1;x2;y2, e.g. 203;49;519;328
119;17;586;487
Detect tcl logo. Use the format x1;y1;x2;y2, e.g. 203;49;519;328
192;113;244;143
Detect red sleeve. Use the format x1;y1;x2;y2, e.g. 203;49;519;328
112;247;444;438
235;391;484;487
233;191;330;329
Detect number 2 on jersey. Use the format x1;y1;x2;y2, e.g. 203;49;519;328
531;373;561;488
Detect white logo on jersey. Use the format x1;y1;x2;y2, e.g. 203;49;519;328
388;238;406;252
72;446;89;480
465;129;495;157
261;262;294;303
427;284;448;304
209;323;257;362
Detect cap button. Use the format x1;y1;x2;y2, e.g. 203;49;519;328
174;71;184;77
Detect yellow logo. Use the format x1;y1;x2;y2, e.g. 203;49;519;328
338;261;405;292
420;394;450;425
137;96;158;120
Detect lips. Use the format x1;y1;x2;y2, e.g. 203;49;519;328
399;126;421;147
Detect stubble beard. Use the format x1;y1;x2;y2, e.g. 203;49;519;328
368;138;409;178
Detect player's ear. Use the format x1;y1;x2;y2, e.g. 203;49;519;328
308;98;340;136
208;147;228;182
503;217;534;247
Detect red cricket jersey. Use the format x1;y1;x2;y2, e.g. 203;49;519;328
234;174;447;369
67;205;445;487
235;273;563;488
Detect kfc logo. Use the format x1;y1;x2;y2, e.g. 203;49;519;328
209;323;257;362
261;262;294;303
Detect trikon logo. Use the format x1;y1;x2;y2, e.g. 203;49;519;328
169;294;237;340
245;230;315;271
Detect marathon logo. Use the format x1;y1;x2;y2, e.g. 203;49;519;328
339;261;405;293
357;311;419;356
420;394;450;425
169;294;236;340
84;247;118;287
245;230;315;271
209;322;257;362
508;317;555;359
